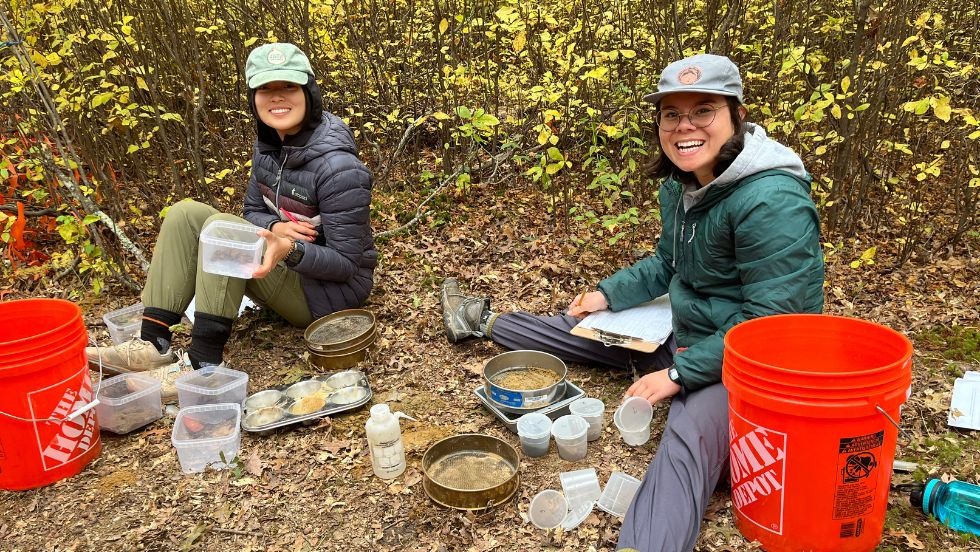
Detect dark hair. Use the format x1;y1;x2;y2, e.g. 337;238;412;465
648;95;747;186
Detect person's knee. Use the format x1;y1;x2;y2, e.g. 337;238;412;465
161;199;213;230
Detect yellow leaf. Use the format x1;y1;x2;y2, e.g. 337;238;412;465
135;77;149;91
619;49;636;59
432;111;451;120
831;104;842;119
840;76;851;94
439;18;449;35
815;145;827;155
512;31;526;53
931;95;951;122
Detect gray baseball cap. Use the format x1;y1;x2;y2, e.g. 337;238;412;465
643;54;743;104
245;43;312;89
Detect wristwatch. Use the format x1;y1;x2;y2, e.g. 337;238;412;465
667;366;682;386
284;240;305;267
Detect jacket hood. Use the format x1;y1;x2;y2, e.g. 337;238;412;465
682;123;808;210
249;79;325;149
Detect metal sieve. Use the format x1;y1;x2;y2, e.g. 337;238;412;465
422;434;520;510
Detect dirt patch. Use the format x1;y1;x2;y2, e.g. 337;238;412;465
402;424;454;454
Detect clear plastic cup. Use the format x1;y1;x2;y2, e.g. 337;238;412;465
517;412;552;458
614;396;653;446
529;489;568;530
551;414;589;461
569;397;605;441
559;467;601;507
597;471;642;518
561;499;595;531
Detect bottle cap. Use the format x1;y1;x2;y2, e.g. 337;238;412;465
370;403;391;418
909;484;926;509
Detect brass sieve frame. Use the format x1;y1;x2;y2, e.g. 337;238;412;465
421;434;521;510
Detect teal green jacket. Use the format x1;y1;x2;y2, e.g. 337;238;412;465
597;129;825;390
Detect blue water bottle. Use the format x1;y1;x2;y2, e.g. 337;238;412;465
910;478;980;536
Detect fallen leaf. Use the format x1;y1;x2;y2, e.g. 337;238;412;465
245;449;263;477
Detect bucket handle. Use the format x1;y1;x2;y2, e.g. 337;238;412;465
0;337;105;424
875;404;911;443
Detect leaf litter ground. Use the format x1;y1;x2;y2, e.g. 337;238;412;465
2;184;979;551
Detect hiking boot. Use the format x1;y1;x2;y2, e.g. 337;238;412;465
86;337;176;375
441;277;490;343
144;352;194;403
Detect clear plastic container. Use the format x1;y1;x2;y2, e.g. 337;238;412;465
171;403;242;474
96;372;162;434
614;396;653;446
560;468;602;507
569;397;605;442
551;414;589;461
175;366;249;409
597;471;642;518
103;302;143;345
529;489;568;530
200;220;264;279
517;412;552;457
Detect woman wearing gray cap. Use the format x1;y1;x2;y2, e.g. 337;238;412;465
86;43;376;401
441;53;823;551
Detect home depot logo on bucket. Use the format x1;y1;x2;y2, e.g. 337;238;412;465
729;408;787;534
29;368;98;470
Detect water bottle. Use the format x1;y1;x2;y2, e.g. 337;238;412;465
910;478;980;536
365;403;413;480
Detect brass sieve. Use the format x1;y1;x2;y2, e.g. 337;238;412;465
421;434;520;510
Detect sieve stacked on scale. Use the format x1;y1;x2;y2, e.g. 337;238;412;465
482;350;567;415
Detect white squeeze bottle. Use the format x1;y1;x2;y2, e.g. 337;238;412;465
365;403;411;479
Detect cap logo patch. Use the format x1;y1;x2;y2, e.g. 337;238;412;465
678;66;702;85
267;48;287;65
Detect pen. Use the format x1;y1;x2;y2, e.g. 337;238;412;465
576;290;587;306
282;209;299;223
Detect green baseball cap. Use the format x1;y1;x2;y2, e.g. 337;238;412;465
245;43;312;89
643;54;743;104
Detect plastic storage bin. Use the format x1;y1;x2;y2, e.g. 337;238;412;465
175;366;249;409
103;302;143;345
200;221;264;279
171;403;242;474
96;373;162;434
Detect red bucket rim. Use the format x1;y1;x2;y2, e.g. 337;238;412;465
0;299;83;350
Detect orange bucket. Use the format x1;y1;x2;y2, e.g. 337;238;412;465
723;314;912;552
0;299;101;491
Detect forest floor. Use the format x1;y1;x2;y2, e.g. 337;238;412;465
2;182;979;552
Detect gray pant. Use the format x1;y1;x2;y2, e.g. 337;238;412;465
488;311;674;373
143;200;313;326
490;312;728;552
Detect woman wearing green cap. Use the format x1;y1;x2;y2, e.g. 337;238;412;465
441;53;823;550
86;43;376;400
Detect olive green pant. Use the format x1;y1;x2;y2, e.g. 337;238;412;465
142;199;313;327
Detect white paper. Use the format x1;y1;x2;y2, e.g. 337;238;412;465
576;294;672;344
184;295;257;324
948;371;980;430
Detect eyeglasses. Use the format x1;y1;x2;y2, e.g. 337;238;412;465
655;104;728;131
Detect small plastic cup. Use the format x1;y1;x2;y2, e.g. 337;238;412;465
569;397;605;441
614;396;653;446
528;489;568;530
559;467;601;507
517;412;552;458
597;471;642;518
561;499;595;531
551;414;589;461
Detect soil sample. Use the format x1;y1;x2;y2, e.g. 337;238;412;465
491;366;560;391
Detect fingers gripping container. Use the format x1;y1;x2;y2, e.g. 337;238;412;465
175;366;249;409
171;403;241;474
200;220;264;279
102;302;143;345
96;373;162;434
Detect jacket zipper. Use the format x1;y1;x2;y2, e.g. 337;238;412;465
274;151;290;212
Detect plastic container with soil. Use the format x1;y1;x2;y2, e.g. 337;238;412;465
175;366;249;409
96;372;162;434
171;403;242;474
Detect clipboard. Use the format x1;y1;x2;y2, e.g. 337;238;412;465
570;294;672;353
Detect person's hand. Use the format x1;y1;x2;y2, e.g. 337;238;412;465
253;229;292;279
625;369;681;406
567;290;609;319
270;220;317;242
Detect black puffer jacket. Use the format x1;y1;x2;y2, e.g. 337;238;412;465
243;108;376;318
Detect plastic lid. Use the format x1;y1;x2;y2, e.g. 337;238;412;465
560;500;595;531
370;403;391;419
174;366;248;395
569;397;604;417
517;412;552;437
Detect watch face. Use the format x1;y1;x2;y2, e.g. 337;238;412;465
668;367;680;382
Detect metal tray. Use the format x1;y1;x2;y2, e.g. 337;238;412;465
241;370;372;433
474;380;585;434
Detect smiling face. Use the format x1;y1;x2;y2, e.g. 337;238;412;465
253;81;307;140
657;92;742;186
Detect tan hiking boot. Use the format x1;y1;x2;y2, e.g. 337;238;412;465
86;337;176;375
144;353;194;403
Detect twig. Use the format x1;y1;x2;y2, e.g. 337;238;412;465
377;113;433;184
0;204;60;216
53;254;81;282
212;527;264;537
375;165;465;239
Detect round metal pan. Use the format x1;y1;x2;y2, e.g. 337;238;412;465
483;350;567;414
422;434;520;510
304;309;376;353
